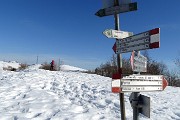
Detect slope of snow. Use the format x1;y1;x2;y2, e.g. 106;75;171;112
0;66;180;120
0;61;20;69
60;64;87;72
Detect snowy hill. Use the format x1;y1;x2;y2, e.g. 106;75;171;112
0;65;180;120
0;61;20;70
60;64;87;72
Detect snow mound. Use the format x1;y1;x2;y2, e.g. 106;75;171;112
0;61;20;69
60;64;87;72
24;64;42;72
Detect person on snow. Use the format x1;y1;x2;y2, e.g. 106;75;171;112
50;60;55;70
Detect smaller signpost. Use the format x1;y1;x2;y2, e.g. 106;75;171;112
103;29;133;39
112;74;168;118
130;51;147;72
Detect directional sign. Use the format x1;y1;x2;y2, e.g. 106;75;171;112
114;28;160;54
103;29;133;39
123;74;163;80
95;2;137;17
122;86;163;92
130;51;147;72
121;79;162;86
111;74;168;93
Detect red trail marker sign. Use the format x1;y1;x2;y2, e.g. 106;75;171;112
112;74;168;93
113;28;160;54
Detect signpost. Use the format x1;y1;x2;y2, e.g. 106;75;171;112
103;29;133;39
130;51;147;72
114;28;160;54
95;2;137;17
112;75;168;93
95;0;168;120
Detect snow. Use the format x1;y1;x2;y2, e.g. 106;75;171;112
60;64;87;72
0;61;20;69
0;63;2;79
0;62;180;120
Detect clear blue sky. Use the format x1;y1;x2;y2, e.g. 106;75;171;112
0;0;179;70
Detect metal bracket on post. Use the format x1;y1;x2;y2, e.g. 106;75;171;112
129;92;140;120
138;94;150;118
129;93;150;119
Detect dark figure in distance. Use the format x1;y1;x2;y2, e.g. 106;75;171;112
50;60;55;71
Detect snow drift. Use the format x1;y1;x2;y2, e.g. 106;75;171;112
60;64;87;72
0;61;20;70
0;63;180;120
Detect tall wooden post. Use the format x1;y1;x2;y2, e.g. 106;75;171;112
114;0;126;120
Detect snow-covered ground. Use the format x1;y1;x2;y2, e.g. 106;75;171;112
0;61;20;70
60;65;87;72
0;62;180;120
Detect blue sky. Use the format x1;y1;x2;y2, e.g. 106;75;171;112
0;0;180;70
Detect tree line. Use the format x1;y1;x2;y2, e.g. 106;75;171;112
94;50;180;87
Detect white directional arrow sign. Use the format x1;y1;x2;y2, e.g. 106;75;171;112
103;29;133;39
114;28;160;54
112;74;168;93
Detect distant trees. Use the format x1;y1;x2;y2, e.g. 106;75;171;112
94;54;132;77
169;52;180;86
40;62;58;71
94;51;170;77
175;52;180;70
94;51;180;87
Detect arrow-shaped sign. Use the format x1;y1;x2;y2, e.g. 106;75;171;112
113;28;160;54
112;74;168;93
103;29;133;39
95;2;137;17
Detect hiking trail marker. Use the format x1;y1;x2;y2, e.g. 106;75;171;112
130;51;147;72
113;28;160;54
103;29;133;39
112;74;168;93
95;1;168;119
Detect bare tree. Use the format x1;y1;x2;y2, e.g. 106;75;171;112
175;52;180;69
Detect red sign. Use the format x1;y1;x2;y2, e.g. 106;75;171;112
112;73;122;93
